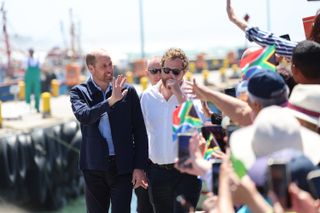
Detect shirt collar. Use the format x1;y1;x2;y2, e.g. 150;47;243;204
90;75;112;94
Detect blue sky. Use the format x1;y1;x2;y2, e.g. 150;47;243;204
1;0;320;60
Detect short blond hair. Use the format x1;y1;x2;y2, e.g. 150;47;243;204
161;48;189;71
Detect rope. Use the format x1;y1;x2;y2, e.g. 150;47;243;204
45;133;80;155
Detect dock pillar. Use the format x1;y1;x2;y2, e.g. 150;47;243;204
51;79;60;97
41;92;51;118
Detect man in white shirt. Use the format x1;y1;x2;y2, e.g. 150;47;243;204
140;48;202;213
135;56;162;213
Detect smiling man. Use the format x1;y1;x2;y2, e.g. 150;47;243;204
140;48;202;213
70;49;148;213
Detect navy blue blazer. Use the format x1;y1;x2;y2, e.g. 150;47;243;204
70;78;148;174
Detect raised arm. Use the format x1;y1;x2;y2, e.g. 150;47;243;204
226;0;248;31
185;80;253;126
226;0;297;58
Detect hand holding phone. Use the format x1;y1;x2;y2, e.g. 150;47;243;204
177;133;192;168
212;159;222;195
268;159;292;209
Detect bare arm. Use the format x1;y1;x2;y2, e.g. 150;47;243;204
226;0;296;58
226;0;248;31
185;80;253;126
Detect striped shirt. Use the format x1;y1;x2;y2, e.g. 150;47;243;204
245;27;298;58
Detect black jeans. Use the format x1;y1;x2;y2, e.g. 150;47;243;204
82;158;132;213
147;162;202;213
135;187;154;213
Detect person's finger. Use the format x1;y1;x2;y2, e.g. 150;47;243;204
268;191;284;213
120;76;127;87
112;77;116;88
132;179;136;187
184;90;196;96
288;182;299;195
141;180;149;189
133;178;142;189
184;81;193;86
211;151;224;159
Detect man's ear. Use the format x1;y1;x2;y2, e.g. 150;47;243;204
291;63;302;83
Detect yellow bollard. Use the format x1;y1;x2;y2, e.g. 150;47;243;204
232;64;238;71
51;79;60;97
185;71;192;81
41;92;51;118
18;80;25;100
220;68;226;82
0;101;2;128
189;62;196;73
202;69;209;85
140;76;148;91
223;59;229;69
126;71;134;84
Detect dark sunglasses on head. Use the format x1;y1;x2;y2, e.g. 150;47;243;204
148;68;161;74
162;67;182;76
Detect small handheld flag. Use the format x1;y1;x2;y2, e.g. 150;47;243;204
172;100;202;142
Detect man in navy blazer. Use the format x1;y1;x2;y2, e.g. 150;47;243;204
70;49;148;213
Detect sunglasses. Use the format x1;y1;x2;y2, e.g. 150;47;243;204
162;67;182;76
148;68;161;74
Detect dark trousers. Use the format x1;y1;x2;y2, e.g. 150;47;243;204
135;187;154;213
82;159;132;213
147;163;202;213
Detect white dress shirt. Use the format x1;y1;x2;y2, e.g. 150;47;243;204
140;81;205;164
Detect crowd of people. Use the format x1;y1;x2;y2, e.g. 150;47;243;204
70;0;320;212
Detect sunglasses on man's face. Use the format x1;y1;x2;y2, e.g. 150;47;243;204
148;68;161;74
162;67;182;76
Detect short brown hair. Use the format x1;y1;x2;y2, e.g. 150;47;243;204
161;48;189;71
85;49;110;68
85;53;97;68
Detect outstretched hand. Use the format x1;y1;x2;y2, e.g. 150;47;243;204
184;79;209;101
108;75;128;106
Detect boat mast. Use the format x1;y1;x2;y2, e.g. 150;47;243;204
1;2;12;77
69;8;76;61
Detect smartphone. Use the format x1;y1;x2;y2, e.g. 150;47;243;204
307;169;320;199
267;160;292;209
201;125;226;152
177;133;192;168
207;101;221;114
224;87;236;97
212;159;222;195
